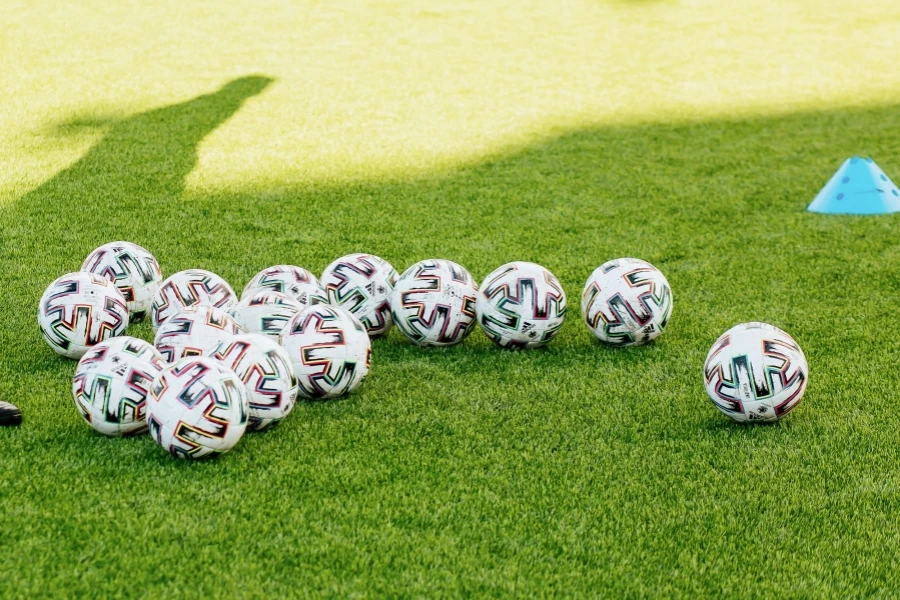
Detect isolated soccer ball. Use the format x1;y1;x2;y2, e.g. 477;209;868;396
390;259;478;347
38;272;129;359
72;336;166;436
229;291;304;339
147;357;249;459
154;305;240;363
581;258;673;347
476;262;567;349
209;334;298;431
703;322;809;423
320;253;398;336
280;305;371;399
150;269;237;332
81;241;163;321
241;265;327;306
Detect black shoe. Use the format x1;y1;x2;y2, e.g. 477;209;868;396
0;401;22;426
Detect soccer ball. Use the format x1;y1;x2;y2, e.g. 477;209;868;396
280;305;371;399
38;272;129;359
703;322;809;423
320;253;398;336
72;336;166;436
150;269;237;332
390;259;478;347
241;265;327;306
81;241;163;321
229;291;304;339
147;357;249;459
581;258;673;347
476;262;567;349
154;305;240;363
209;334;298;431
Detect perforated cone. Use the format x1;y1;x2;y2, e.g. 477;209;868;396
807;157;900;215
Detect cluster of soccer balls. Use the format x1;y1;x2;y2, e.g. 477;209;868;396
40;242;810;459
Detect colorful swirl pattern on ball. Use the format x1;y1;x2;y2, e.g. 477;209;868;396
581;258;673;347
281;306;371;399
209;335;298;431
154;306;240;363
150;269;237;332
477;262;567;349
241;265;327;306
147;358;249;459
81;241;163;321
321;254;398;336
39;272;129;359
72;337;165;435
229;291;304;338
703;322;808;422
391;259;478;346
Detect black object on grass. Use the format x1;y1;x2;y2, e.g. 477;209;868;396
0;401;22;426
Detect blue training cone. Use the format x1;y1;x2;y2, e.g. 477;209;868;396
807;156;900;214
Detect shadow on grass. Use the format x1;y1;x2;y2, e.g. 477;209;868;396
4;85;900;597
3;84;900;393
9;75;272;247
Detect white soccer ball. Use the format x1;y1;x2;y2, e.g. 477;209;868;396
154;305;240;363
241;265;327;306
320;253;398;336
38;272;129;359
581;258;673;347
81;241;163;321
390;259;478;347
146;356;249;459
280;305;371;399
150;269;237;332
229;291;304;339
476;262;567;349
703;322;809;423
209;334;298;431
72;336;166;436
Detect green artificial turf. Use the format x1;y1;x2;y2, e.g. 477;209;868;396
4;0;900;596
